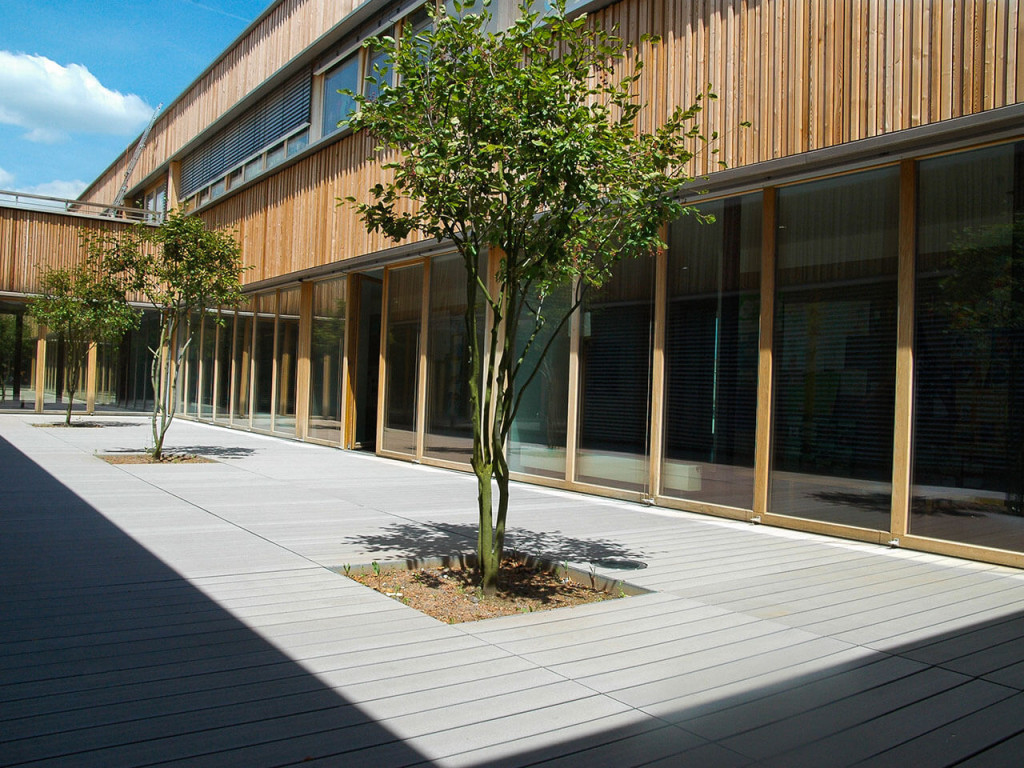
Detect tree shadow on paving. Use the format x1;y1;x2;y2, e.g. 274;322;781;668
31;420;144;429
340;520;647;566
0;434;432;767
104;444;258;459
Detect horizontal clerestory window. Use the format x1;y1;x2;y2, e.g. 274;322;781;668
180;71;312;199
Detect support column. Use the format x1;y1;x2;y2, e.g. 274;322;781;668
752;187;777;520
86;343;98;414
34;325;46;414
890;159;917;542
295;281;314;440
648;238;668;501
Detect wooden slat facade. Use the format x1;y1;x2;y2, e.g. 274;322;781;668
78;0;1023;278
0;207;141;295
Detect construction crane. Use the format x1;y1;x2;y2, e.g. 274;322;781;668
111;103;163;209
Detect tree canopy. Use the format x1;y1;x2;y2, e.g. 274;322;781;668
345;0;725;592
29;248;138;424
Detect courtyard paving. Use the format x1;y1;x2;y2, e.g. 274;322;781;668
2;414;1023;766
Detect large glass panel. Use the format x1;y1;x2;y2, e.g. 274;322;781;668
382;264;423;455
94;338;120;406
117;310;159;411
308;277;347;443
663;194;761;508
509;284;572;479
251;293;276;431
0;310;36;408
354;277;383;449
321;56;359;137
425;254;482;463
770;167;899;529
183;311;202;415
198;311;217;419
214;309;235;422
232;304;254;425
274;288;301;435
911;142;1024;553
576;255;656;492
363;32;393;103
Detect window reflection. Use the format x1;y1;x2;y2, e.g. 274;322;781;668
274;288;301;435
509;284;572;479
576;255;655;492
770;167;899;530
382;264;423;455
308;277;347;443
663;194;761;508
912;142;1024;553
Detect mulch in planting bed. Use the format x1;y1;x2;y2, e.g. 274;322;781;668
348;560;624;624
100;453;214;465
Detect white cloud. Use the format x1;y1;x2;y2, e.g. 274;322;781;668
0;51;153;143
0;166;87;199
20;179;88;199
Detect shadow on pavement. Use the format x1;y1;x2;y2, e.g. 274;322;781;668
0;434;431;767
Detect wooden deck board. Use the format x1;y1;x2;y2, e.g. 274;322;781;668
3;414;1024;767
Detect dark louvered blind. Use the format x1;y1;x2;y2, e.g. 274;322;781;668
180;71;311;197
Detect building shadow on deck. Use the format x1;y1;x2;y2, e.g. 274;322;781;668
0;434;432;767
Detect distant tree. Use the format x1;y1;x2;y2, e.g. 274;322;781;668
28;252;138;425
345;1;727;593
107;210;246;458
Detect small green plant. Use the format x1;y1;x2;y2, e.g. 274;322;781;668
371;560;381;588
560;560;570;583
342;563;352;576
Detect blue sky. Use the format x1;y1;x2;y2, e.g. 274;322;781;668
0;0;272;199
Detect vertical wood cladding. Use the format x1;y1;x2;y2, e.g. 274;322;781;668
82;0;1022;282
81;0;365;206
0;208;141;295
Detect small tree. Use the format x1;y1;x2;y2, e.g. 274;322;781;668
346;1;725;593
28;253;137;425
111;210;246;459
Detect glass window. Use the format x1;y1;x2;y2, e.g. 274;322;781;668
274;288;301;435
266;142;287;170
308;277;347;443
382;264;424;455
424;254;483;463
214;309;235;422
243;157;263;182
198;311;217;419
576;255;656;492
322;56;359;137
770;167;900;530
210;178;226;199
183;311;202;415
232;304;254;425
287;128;309;157
252;292;276;431
363;33;393;103
509;284;572;479
663;194;761;508
911;142;1024;553
228;169;245;190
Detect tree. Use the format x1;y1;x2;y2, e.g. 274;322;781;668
27;251;138;425
345;1;724;593
109;210;246;459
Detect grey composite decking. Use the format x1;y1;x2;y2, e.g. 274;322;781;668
1;414;1023;767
